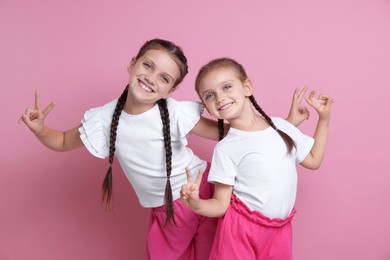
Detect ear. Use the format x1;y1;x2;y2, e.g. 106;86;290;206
127;57;136;73
243;79;253;97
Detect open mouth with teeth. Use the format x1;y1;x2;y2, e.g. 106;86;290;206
218;102;233;110
139;80;154;92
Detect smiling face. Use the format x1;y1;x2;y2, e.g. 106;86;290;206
198;67;253;122
125;49;181;113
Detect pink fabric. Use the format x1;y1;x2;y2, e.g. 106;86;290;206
210;195;296;260
146;164;217;260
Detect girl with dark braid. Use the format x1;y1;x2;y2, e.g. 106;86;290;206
20;40;308;259
181;58;333;260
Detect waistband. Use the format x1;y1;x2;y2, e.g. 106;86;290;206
230;194;296;228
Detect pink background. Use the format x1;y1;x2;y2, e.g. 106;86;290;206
1;0;390;259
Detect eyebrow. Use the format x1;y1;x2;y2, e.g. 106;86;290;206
143;57;175;82
220;79;235;85
200;79;237;98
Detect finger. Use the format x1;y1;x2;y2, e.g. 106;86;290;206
18;112;27;124
309;90;316;99
299;106;310;118
298;106;308;113
304;90;316;105
35;90;42;110
293;88;300;101
180;185;188;199
195;169;204;186
41;101;56;117
319;95;334;104
19;110;35;125
23;108;38;119
305;110;310;119
185;167;194;184
318;93;330;100
18;114;26;124
296;86;308;103
325;97;334;109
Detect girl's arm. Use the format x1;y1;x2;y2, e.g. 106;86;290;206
19;91;84;151
190;116;229;141
181;168;232;217
300;90;333;170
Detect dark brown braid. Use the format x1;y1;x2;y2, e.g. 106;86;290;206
102;85;129;206
249;95;295;153
101;39;188;223
157;98;175;226
217;119;225;141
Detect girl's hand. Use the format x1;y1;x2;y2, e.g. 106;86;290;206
19;91;56;135
305;90;334;120
286;86;310;127
180;167;202;210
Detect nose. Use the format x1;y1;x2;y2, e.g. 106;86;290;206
216;93;225;105
145;71;157;86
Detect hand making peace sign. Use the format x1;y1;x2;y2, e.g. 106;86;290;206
180;167;203;210
19;91;56;135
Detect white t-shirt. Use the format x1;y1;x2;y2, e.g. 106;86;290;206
79;98;207;208
208;117;314;219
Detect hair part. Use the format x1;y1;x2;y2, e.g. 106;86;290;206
197;57;295;153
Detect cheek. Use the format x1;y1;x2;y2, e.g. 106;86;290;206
128;68;138;78
161;85;175;98
203;101;214;112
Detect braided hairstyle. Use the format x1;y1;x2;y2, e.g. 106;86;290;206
195;58;295;152
157;98;175;226
217;119;225;141
102;39;188;227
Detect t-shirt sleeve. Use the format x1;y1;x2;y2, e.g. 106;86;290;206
207;147;236;186
273;117;314;163
78;101;116;159
171;99;203;137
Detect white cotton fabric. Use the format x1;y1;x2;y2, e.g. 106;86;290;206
79;98;207;208
208;117;314;219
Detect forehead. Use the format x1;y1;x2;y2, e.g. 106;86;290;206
140;49;181;78
199;68;238;89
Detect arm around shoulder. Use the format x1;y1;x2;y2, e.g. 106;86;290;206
191;116;229;141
